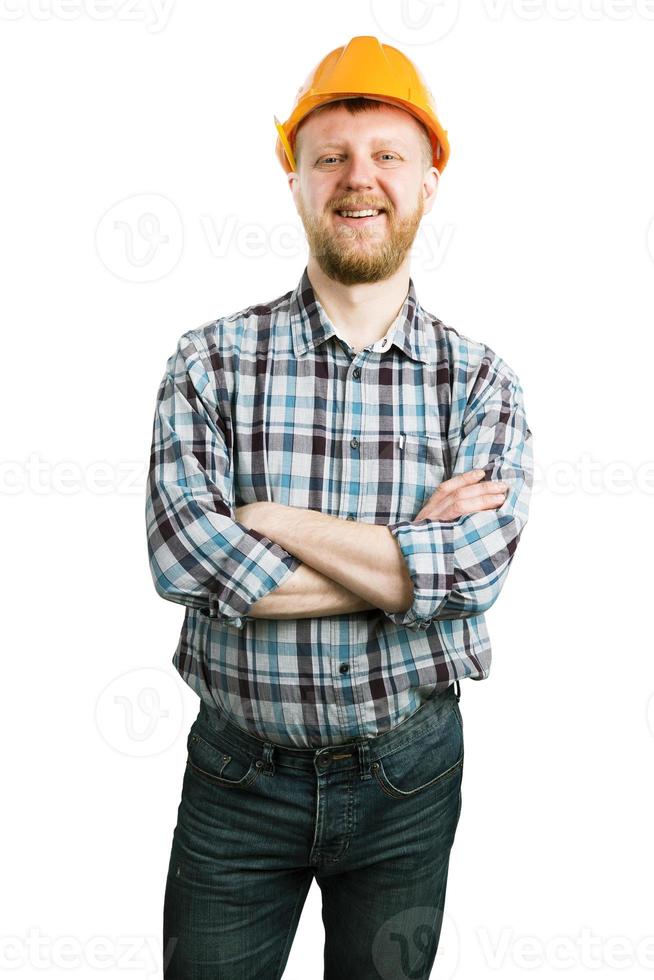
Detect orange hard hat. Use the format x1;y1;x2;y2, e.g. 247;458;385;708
274;35;450;177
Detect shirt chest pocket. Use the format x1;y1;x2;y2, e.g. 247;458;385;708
396;432;450;520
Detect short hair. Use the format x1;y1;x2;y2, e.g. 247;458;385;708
293;96;435;174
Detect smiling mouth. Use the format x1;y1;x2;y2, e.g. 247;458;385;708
334;209;386;225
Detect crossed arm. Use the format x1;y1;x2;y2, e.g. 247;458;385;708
235;503;414;620
146;333;533;632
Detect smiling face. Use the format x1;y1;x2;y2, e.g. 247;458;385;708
289;100;439;285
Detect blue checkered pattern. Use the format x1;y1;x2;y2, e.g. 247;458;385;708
145;266;533;747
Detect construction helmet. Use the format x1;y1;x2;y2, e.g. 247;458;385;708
274;35;450;177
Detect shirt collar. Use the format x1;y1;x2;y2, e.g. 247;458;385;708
289;265;434;365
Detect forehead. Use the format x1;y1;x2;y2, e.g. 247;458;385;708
298;102;422;148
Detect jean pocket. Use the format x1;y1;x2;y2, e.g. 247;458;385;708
185;724;262;790
372;699;463;800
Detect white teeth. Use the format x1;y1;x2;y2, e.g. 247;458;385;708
337;209;381;218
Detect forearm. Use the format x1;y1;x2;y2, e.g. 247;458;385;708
239;503;414;614
248;561;378;620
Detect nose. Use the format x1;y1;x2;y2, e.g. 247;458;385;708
339;152;376;193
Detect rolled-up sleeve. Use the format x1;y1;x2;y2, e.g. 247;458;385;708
144;331;301;628
383;364;533;631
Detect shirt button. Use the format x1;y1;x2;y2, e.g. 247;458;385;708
339;663;349;674
353;368;361;379
346;513;356;520
350;436;359;449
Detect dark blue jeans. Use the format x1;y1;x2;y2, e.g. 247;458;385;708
163;681;464;979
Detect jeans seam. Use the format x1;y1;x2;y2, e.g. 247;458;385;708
273;875;311;980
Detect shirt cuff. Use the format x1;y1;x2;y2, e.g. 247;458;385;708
201;528;302;629
383;518;456;630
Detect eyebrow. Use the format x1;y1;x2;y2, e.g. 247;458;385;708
316;136;410;150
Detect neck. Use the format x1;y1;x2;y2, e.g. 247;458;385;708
305;256;412;351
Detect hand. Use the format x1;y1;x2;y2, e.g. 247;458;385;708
414;469;508;522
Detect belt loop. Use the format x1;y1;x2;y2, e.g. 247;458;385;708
357;737;372;781
454;678;461;702
261;741;276;775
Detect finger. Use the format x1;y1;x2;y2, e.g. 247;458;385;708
418;490;506;522
454;493;507;516
435;468;487;493
445;481;508;501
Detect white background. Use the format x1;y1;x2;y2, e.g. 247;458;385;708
3;1;654;977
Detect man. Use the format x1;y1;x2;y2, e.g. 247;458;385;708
147;35;533;980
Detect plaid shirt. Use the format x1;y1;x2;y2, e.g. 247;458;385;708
145;266;533;748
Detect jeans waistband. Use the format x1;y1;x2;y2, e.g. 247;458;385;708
196;679;461;782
